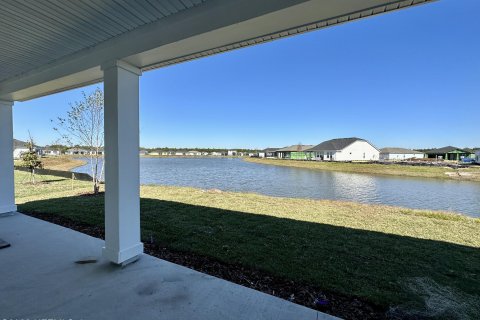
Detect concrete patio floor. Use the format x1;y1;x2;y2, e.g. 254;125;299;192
0;213;336;320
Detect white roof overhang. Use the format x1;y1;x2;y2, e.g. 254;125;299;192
0;0;436;101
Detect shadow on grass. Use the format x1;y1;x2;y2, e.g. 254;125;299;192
29;178;69;184
18;194;480;318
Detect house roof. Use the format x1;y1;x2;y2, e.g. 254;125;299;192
13;139;27;149
306;138;372;152
380;147;424;154
67;147;90;152
13;139;43;149
44;145;64;151
276;145;314;152
261;148;280;153
425;146;469;155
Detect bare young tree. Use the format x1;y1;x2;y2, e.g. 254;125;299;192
53;88;104;194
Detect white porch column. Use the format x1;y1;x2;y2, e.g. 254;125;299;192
0;100;17;214
101;61;143;265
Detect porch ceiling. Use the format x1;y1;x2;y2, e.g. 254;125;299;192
0;0;206;83
0;0;436;101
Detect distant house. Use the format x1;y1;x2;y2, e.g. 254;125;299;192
425;146;472;161
186;150;201;156
276;145;314;160
464;148;477;160
227;150;237;156
13;139;29;159
175;150;187;156
43;148;62;156
259;148;279;158
211;151;222;156
139;150;149;156
65;148;90;155
306;137;379;161
91;148;104;156
13;139;42;159
379;148;425;161
476;150;480;164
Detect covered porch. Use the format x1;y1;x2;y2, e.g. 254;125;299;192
0;1;436;318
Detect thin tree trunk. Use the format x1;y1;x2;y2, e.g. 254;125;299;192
89;152;98;194
94;156;99;194
99;155;105;188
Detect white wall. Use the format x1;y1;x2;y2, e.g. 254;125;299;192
476;151;480;164
311;151;335;161
380;153;425;160
13;148;29;159
335;140;379;161
44;150;61;156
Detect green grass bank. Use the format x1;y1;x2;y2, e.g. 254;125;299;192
244;157;480;182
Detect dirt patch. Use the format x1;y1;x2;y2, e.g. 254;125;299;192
388;277;480;319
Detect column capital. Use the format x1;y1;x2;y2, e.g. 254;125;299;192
0;100;14;107
101;60;142;76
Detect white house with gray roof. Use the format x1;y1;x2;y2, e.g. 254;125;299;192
379;148;425;161
13;139;29;159
306;138;379;161
13;139;43;159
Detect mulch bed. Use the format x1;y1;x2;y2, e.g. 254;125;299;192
22;210;390;320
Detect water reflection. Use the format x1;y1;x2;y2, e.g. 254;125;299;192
329;172;380;203
74;157;480;217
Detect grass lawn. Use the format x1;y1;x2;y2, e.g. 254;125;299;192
15;171;480;318
244;158;480;182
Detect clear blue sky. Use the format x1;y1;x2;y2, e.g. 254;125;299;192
13;0;480;150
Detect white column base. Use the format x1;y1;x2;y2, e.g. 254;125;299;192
102;242;143;265
0;205;17;215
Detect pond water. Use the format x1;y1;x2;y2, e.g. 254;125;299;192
74;157;480;217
